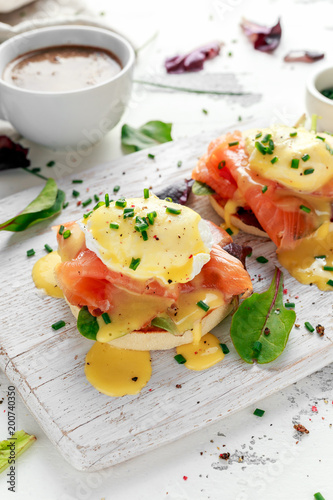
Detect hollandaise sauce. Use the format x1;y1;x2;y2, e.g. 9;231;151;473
32;251;64;298
176;333;224;371
85;342;152;397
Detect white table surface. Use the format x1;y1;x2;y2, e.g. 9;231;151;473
0;0;333;498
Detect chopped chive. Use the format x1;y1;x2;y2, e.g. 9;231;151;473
142;230;148;241
166;207;181;215
323;266;333;271
63;229;71;239
300;204;311;213
46;160;55;167
271;156;278;164
51;320;66;330
255;132;262;139
115;198;126;208
177;160;182;168
305;321;315;332
83;211;92;219
253;341;262;352
302;153;310;162
174;354;186;364
147;212;155;225
82;198;92;207
291;158;299;169
262;185;268;193
58;225;65;235
113;185;120;193
238;115;242;121
202;108;208;114
165;197;173;202
261;133;272;144
228;141;239;147
129;257;141;270
93;201;105;211
197;300;210;312
220;343;230;354
225;227;233;236
256;256;268;263
314;493;326;500
44;244;53;253
148;153;155;159
110;222;119;229
72;190;80;197
26;249;35;257
290;131;297;137
94;194;99;202
325;143;333;155
304;168;315;175
152;211;157;217
144;188;150;199
135;216;149;232
316;135;325;141
218;160;226;169
63;202;69;209
72;179;83;184
105;193;110;207
255;141;267;155
285;302;295;308
327;279;333;287
123;208;135;218
315;255;326;259
101;312;111;324
31;167;41;173
253;408;265;417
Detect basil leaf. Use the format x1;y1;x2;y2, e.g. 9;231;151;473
77;306;99;340
0;178;65;232
230;267;296;364
151;316;178;335
0;430;36;473
192;180;215;196
121;120;173;152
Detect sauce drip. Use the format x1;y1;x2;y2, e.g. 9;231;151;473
3;45;122;92
85;342;152;396
176;333;224;371
32;251;64;298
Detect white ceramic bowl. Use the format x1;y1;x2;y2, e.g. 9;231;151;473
0;26;135;149
306;65;333;133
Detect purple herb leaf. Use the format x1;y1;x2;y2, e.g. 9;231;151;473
0;135;30;171
156;179;193;205
241;18;282;53
284;50;325;63
165;42;220;74
223;243;252;268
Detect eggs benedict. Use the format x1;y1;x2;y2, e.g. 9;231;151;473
192;125;333;291
32;192;252;396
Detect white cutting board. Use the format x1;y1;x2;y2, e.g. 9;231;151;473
0;127;332;471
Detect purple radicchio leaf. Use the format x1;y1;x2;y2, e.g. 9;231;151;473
156;178;194;205
0;135;30;171
223;243;252;269
165;42;220;74
240;18;282;53
284;50;325;63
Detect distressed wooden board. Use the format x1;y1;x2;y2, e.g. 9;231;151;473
0;122;332;471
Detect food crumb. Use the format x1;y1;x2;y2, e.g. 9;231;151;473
294;424;309;434
176;384;182;389
316;324;325;337
219;452;230;460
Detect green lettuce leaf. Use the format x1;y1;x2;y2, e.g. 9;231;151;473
77;306;99;340
0;430;36;473
121;120;173;152
0;178;65;232
192;180;215;195
230;267;296;364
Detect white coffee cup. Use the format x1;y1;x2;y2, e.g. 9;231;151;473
0;26;135;149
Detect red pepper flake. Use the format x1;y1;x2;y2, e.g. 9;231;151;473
194;351;198;355
312;406;318;412
283;288;288;294
149;389;152;392
77;201;82;206
183;476;188;481
295;295;299;299
189;254;193;259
